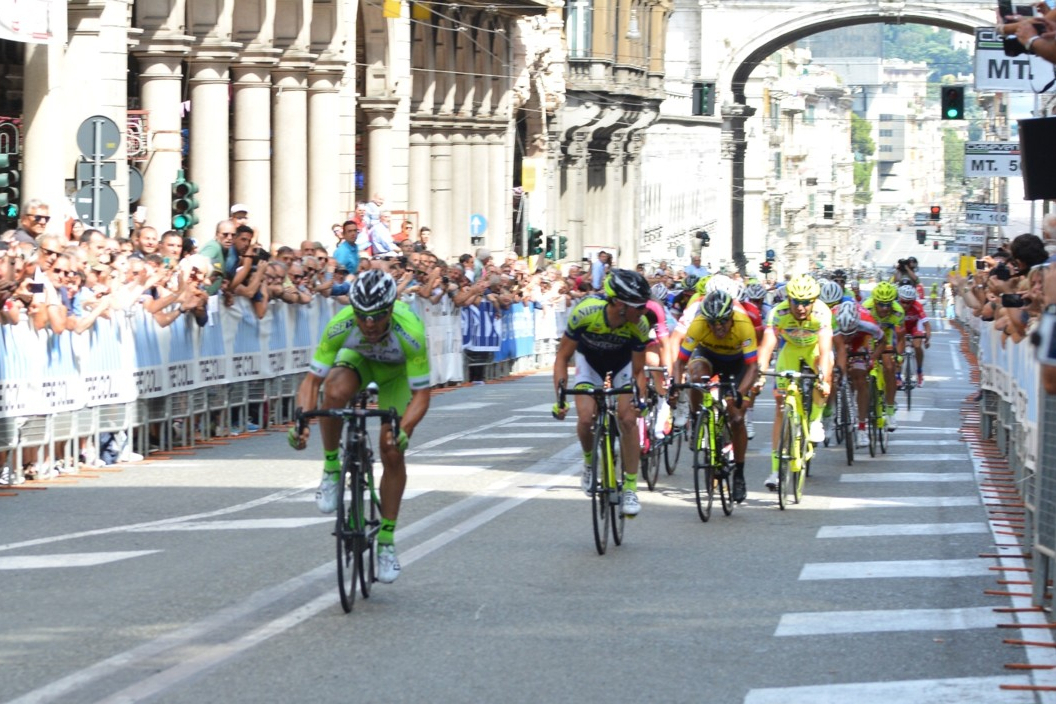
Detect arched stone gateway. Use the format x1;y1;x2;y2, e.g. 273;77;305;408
708;1;992;273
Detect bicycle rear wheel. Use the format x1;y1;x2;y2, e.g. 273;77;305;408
867;376;879;458
664;422;683;475
692;411;714;522
336;448;361;613
355;442;376;599
777;411;794;510
902;354;915;411
610;424;625;546
590;417;610;555
833;386;845;446
717;423;734;516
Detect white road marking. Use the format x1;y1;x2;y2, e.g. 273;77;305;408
412;447;529;457
130;518;333;532
893;409;924;422
869;452;969;461
840;472;973;483
745;676;1033;703
775;606;1002;636
473;432;577;439
828;496;980;509
816;522;989;538
800;558;993;580
884;427;958;433
0;551;160;569
434;402;496;411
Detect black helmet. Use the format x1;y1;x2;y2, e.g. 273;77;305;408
603;269;651;306
350;269;397;313
701;291;734;321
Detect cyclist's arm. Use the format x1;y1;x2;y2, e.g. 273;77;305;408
738;360;758;399
817;327;834;389
756;326;778;373
833;333;848;376
631;348;647;401
400;386;431;439
894;324;906;356
553;333;577;399
295;371;325;416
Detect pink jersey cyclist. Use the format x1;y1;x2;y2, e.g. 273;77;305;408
644;298;669;342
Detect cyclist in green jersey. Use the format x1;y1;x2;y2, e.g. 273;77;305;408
288;270;432;584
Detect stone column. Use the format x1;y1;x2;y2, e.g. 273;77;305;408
563;133;589;252
622;134;644;266
408;128;431;233
430;130;453;258
232;56;278;244
66;0;130;232
307;62;344;244
359;98;399;207
469;129;489;247
21;36;68;233
134;45;191;236
605;134;626;252
721;102;756;275
188;50;238;235
487;130;507;255
450;128;471;250
271;58;311;247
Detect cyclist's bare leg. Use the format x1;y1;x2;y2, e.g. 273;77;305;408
881;348;897;407
321;367;359;456
913;336;925;371
849;367;869;421
724;395;747;462
377;424;406;522
615;393;641;478
575;394;597;453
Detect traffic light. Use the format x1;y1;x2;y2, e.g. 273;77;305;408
528;227;543;255
544;236;554;259
916;229;926;244
693;82;715;116
933;241;939;250
929;205;941;221
171;169;199;231
941;86;964;120
0;154;20;222
556;235;568;259
759;260;773;274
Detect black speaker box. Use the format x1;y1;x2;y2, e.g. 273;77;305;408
1019;116;1056;201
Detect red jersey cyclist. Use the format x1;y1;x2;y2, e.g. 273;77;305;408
897;284;931;387
833;301;884;448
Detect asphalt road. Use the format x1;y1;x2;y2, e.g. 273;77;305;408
2;318;1051;704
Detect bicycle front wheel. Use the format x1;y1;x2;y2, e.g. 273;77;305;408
777;410;794;510
902;354;915;411
590;418;610;555
641;413;660;492
867;376;879;458
841;383;854;466
610;424;625;547
692;411;714;522
717;423;734;516
336;449;361;613
354;442;376;599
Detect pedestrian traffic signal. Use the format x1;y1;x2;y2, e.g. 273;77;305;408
171;169;199;231
941;86;964;120
692;82;715;116
544;236;555;259
933;241;939;250
528;228;543;255
556;235;568;259
929;205;941;221
0;154;20;218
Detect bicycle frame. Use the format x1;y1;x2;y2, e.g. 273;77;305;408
762;369;816;509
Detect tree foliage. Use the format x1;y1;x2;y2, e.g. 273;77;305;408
882;26;973;82
943;128;965;184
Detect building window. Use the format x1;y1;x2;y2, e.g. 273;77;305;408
567;0;593;58
805;104;815;125
879;114;894;122
880;144;893;152
879;129;893;137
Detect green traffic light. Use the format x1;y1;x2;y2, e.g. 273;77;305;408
946;108;959;119
173;214;191;230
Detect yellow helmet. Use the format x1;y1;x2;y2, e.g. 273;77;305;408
786;274;820;301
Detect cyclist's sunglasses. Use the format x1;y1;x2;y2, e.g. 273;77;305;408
355;308;392;323
618;299;646;308
706;316;733;325
789;297;814;307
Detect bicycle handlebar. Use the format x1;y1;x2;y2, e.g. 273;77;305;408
297;406;401;436
557;380;640;410
760;370;818;380
668;379;744;406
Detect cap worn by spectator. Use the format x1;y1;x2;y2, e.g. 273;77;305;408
475;248;491;261
230;204;249;217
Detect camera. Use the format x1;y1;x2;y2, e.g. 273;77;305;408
28;282;44;294
1004;21;1047;56
1001;293;1026;308
442;276;449;285
897;259;908;271
254;248;271;262
991;262;1013;281
975;259;988;270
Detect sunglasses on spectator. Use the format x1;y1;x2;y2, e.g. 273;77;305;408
42;248;62;257
290;274;305;281
52;268;71;275
354;308;392;323
303;268;317;275
29;214;50;223
789;297;814;307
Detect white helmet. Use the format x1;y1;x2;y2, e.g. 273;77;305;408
897;285;917;301
835;300;860;333
705;274;743;301
819;279;843;305
650;283;669;302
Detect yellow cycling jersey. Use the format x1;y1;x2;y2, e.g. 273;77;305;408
679;309;758;363
765;299;832;348
861;297;905;344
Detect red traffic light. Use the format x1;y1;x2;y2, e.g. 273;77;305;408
929;206;941;221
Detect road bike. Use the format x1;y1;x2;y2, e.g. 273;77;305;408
867;350;897;457
671;377;739;521
762;369;816;510
638;366;668;492
831;367;856;466
299;392;400;612
900;333;928;410
558;381;637;555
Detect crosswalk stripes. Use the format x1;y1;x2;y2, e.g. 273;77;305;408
744;413;1038;703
